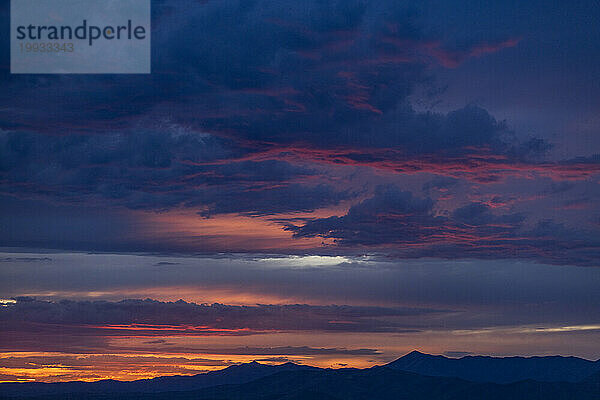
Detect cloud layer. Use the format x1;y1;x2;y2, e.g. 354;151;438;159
290;186;600;265
1;0;599;264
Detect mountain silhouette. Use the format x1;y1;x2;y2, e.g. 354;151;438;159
0;361;316;397
583;370;600;383
2;367;600;400
2;353;600;400
386;350;600;383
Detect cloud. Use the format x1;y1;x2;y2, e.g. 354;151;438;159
0;1;547;159
0;354;233;382
250;147;599;183
422;176;459;193
289;185;600;266
0;252;599;363
451;202;524;226
143;339;170;344
0;298;446;338
0;347;379;382
0;0;597;261
291;186;437;246
0;257;52;263
196;346;381;356
0;129;348;216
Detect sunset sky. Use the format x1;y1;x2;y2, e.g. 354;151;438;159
1;0;600;382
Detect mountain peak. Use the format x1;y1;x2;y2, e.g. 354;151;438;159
405;350;427;357
394;350;435;361
224;361;268;371
385;351;600;384
383;351;436;369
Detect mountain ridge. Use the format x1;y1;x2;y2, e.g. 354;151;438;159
0;361;317;397
386;350;600;383
2;367;600;400
2;351;600;398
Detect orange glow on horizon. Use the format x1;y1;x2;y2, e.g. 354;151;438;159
0;351;377;383
3;323;600;383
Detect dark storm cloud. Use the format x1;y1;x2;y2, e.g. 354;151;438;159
420;1;600;158
291;186;438;246
290;186;600;266
0;0;594;177
0;129;348;215
0;0;548;157
0;0;598;261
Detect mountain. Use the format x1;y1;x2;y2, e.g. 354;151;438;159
385;350;600;383
0;361;316;397
2;367;600;400
583;370;600;384
3;354;600;399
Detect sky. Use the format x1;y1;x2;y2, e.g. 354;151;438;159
1;0;600;383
